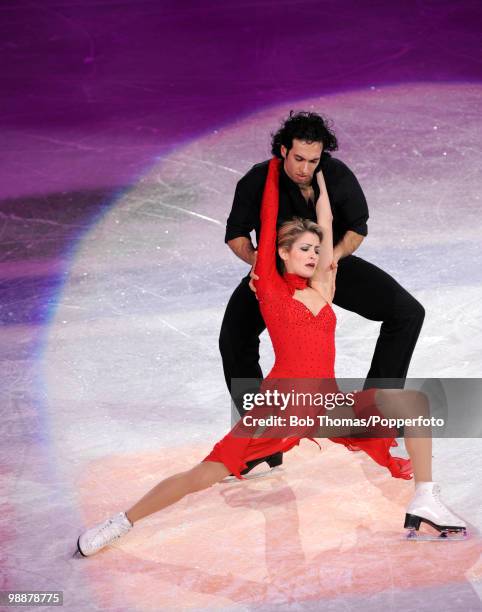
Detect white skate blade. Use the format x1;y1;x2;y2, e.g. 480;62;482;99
221;466;283;484
405;528;468;541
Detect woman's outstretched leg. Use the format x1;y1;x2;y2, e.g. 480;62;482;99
126;461;230;523
77;461;230;556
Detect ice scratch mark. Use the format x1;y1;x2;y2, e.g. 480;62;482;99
172;154;243;176
160;318;191;338
0;212;79;228
141;205;223;226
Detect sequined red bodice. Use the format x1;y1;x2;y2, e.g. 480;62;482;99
260;277;336;379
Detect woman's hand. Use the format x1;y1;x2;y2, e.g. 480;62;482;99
249;251;259;297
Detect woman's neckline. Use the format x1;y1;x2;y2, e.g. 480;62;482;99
283;272;309;293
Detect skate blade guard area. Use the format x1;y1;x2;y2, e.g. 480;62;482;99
221;465;284;483
404;513;468;541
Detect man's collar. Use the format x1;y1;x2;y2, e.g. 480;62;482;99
280;164;315;190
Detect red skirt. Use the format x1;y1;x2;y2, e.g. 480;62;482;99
203;388;413;480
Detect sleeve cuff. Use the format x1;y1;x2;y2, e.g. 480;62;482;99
347;224;368;237
225;229;252;243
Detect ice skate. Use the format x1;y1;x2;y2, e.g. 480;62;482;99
404;482;467;541
221;452;283;483
77;512;133;556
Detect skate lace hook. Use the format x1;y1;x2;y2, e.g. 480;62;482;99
432;485;446;509
97;518;117;539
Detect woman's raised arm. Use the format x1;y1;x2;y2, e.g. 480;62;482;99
253;158;284;298
310;169;336;303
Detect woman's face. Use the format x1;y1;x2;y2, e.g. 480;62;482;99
279;231;320;277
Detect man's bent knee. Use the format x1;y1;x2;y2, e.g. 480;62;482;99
411;299;425;325
400;294;425;325
377;389;430;420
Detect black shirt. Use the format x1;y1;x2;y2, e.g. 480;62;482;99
225;153;369;246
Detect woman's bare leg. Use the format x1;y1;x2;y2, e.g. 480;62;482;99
375;389;432;483
126;461;230;524
374;390;467;535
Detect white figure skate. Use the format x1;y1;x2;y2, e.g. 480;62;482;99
77;512;133;556
404;482;467;541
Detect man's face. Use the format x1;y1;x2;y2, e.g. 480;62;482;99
281;139;323;187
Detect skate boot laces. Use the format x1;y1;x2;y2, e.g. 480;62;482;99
432;484;445;508
430;484;461;521
84;513;132;552
104;514;131;540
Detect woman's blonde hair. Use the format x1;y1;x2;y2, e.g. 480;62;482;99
276;217;323;274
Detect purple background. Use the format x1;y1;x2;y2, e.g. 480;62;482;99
2;0;481;197
1;0;481;326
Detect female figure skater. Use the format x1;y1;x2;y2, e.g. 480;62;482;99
77;160;466;556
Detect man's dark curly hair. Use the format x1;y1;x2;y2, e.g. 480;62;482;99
271;111;338;158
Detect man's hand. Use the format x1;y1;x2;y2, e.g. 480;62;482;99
249;251;259;295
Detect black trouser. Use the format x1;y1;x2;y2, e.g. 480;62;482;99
219;255;425;416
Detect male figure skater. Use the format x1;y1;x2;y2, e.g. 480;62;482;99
219;111;425;472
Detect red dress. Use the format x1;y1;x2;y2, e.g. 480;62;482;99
204;158;412;480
